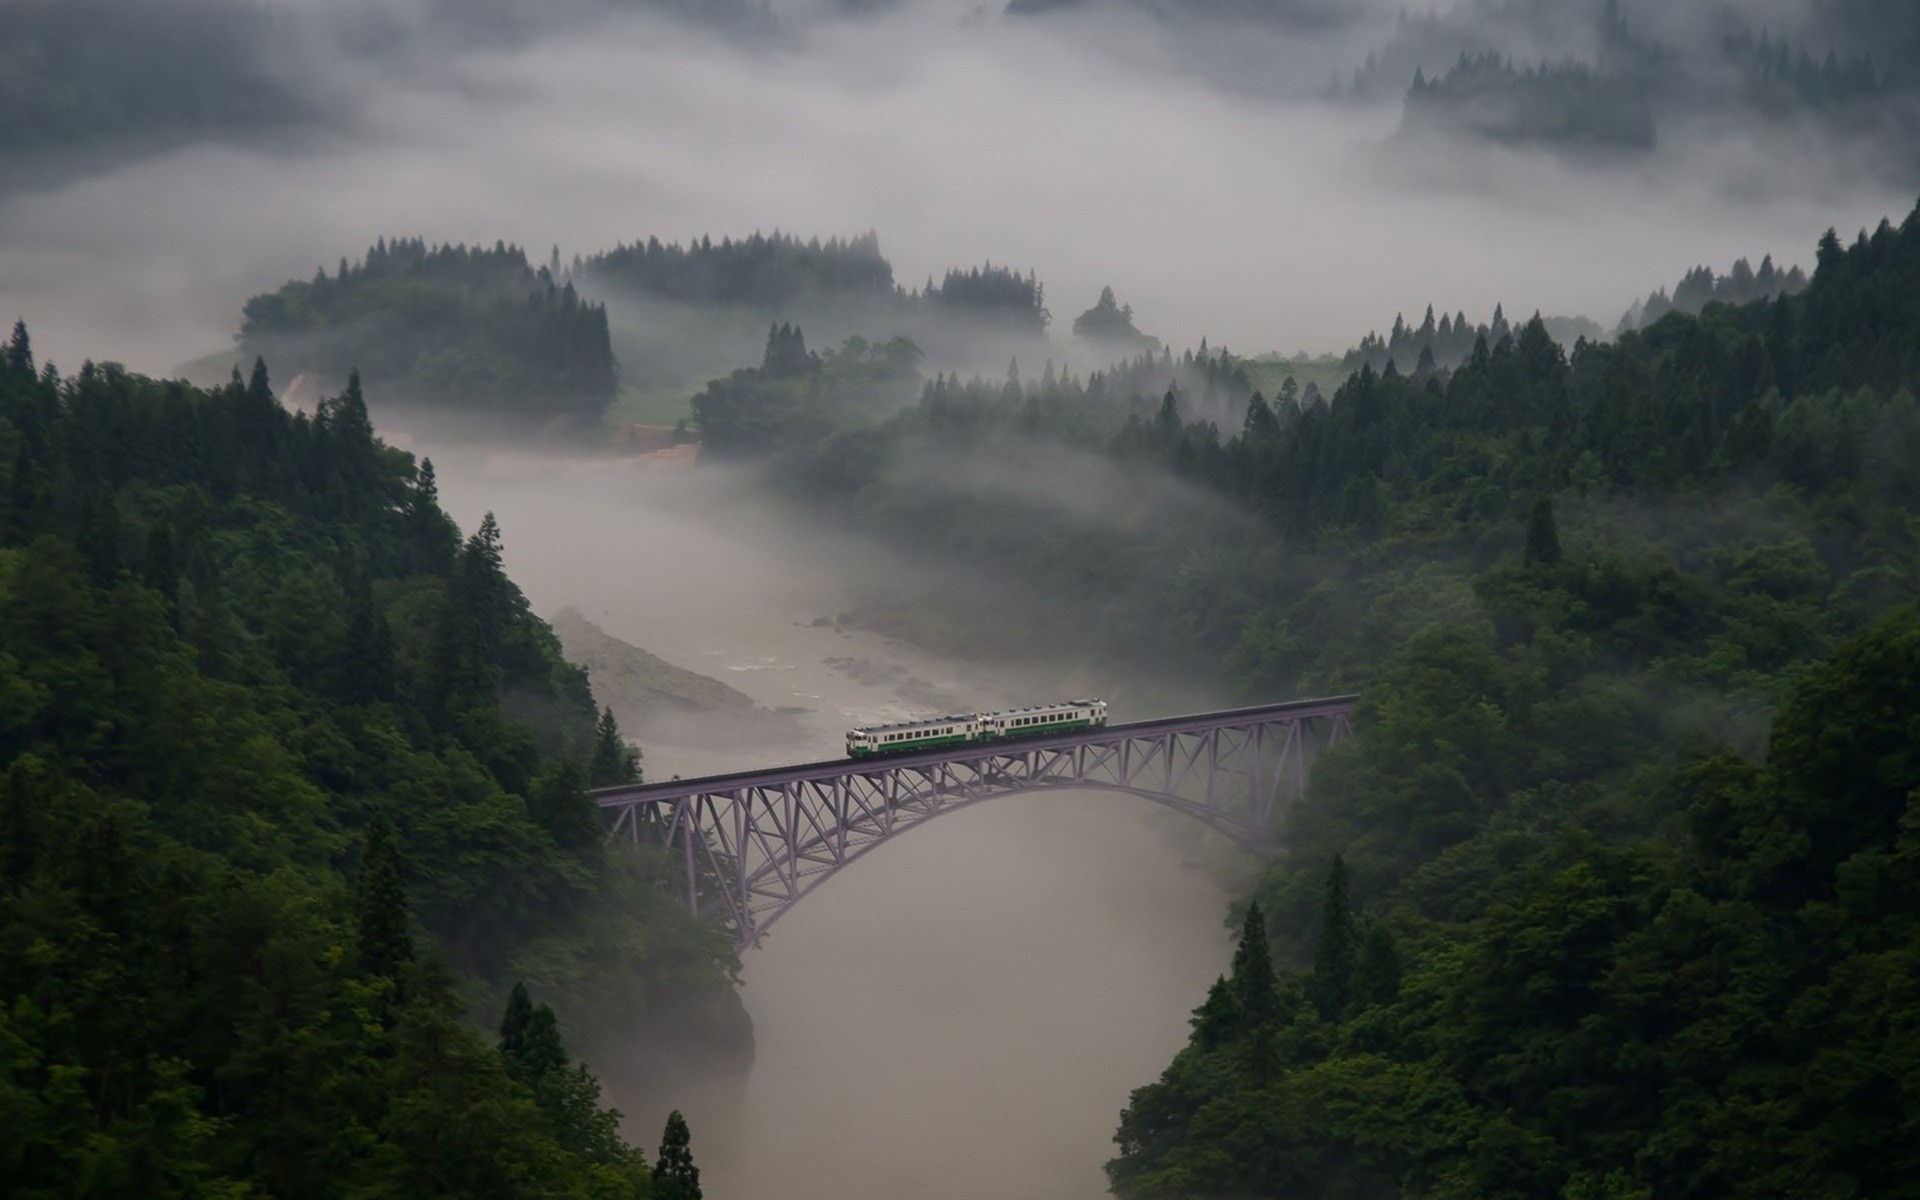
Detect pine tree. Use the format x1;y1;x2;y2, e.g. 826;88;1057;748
1228;902;1280;1033
499;981;533;1064
1309;855;1357;1021
356;817;414;985
589;706;640;787
5;320;32;376
519;1004;569;1081
654;1110;702;1200
1524;496;1562;566
1189;974;1242;1051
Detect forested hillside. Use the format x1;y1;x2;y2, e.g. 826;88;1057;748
1100;205;1920;1196
240;239;619;420
678;200;1920;1193
0;338;732;1194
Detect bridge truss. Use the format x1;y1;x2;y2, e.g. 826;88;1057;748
595;696;1357;950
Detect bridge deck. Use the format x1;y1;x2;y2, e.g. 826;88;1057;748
592;694;1361;805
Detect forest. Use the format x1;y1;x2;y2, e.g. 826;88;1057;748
0;338;731;1195
240;239;619;421
681;199;1920;1194
582;232;897;309
1402;54;1656;150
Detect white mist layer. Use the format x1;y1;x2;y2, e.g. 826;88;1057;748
416;439;1239;1200
0;2;1909;377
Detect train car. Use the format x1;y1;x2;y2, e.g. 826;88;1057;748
846;714;984;759
979;699;1108;741
846;700;1108;758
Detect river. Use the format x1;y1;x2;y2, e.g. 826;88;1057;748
421;440;1244;1200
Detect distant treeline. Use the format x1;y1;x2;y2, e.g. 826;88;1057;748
583;231;897;308
1404;53;1656;149
241;238;618;417
0;332;733;1192
583;230;1050;332
1343;0;1918;156
1341;306;1602;376
1621;254;1809;332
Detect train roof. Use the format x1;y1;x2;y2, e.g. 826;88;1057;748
848;699;1106;736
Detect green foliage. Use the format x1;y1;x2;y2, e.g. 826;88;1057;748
652;1110;702;1200
0;344;730;1194
241;238;618;418
691;327;923;455
589;707;643;789
1100;201;1920;1198
1308;855;1356;1020
1111;610;1920;1198
586;230;896;308
1072;286;1158;350
356;816;416;987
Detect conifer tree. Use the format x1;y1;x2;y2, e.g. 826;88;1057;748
589;706;640;787
1189;974;1242;1051
5;319;32;376
356;817;414;984
499;981;533;1064
519;1003;569;1081
1309;855;1357;1021
654;1110;702;1200
1228;902;1280;1033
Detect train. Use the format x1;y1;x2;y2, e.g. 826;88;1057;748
846;699;1108;759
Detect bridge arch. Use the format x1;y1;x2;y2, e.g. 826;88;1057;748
596;697;1357;950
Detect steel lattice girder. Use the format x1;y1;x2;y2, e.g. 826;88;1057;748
597;696;1357;950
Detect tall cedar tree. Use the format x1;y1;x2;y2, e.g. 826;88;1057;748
1228;902;1280;1033
356;817;414;982
654;1110;702;1200
499;981;534;1062
590;706;640;786
1309;854;1356;1020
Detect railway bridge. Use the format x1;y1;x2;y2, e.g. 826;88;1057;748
593;695;1359;950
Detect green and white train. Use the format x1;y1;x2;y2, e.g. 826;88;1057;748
846;699;1109;759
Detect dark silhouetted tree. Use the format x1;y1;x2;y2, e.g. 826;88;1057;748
1309;855;1356;1020
355;817;414;984
654;1110;702;1200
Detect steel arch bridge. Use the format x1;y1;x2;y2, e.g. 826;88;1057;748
593;695;1358;950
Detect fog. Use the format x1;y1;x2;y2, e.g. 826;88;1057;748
407;437;1241;1198
3;0;1911;379
5;0;1917;1194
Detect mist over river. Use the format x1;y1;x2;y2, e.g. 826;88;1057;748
415;436;1245;1200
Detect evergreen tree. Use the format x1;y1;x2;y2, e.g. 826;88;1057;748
1309;855;1356;1020
1189;974;1241;1051
532;756;602;848
355;817;414;984
1228;902;1280;1033
589;706;640;787
5;319;32;375
653;1110;702;1200
499;981;533;1063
